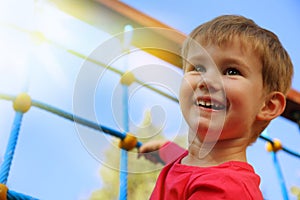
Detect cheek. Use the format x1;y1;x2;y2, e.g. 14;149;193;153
179;77;193;102
179;77;196;120
225;82;262;120
179;82;190;113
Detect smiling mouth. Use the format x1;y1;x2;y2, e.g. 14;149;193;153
195;99;226;110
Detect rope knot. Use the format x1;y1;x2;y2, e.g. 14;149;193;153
119;133;137;151
0;184;7;200
13;93;31;113
266;139;282;152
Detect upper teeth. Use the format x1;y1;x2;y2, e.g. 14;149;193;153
196;100;225;110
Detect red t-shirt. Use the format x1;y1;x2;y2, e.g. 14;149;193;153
151;142;263;200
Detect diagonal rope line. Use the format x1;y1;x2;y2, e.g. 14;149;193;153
259;135;300;159
0;94;142;148
0;94;298;158
7;189;38;200
0;112;23;184
271;152;289;200
67;49;179;103
0;22;178;104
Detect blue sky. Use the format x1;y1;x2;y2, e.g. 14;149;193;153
0;0;299;199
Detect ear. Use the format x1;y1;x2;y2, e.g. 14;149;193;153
256;92;286;121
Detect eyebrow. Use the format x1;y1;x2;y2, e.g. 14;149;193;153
186;54;253;75
186;54;215;67
221;56;252;74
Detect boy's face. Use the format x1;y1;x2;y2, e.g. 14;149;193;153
180;38;266;143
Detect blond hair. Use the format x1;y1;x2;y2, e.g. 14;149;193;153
182;15;293;95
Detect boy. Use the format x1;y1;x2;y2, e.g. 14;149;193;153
138;15;293;199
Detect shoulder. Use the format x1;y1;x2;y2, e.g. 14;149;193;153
187;162;263;200
159;141;186;164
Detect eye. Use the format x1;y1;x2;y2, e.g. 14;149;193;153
224;68;241;76
194;65;206;73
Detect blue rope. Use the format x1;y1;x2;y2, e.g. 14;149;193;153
0;94;298;200
0;112;23;184
1;98;299;156
271;152;289;200
31;99;144;148
7;189;38;200
119;150;128;200
119;85;129;200
31;99;128;140
259;135;300;159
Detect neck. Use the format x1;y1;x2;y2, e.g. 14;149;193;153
182;136;248;167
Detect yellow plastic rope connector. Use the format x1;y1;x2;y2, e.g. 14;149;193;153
120;71;135;86
266;139;282;152
119;133;138;151
13;93;31;113
0;184;7;200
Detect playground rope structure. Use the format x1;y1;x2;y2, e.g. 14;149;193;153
0;91;300;199
0;25;299;200
0;92;141;200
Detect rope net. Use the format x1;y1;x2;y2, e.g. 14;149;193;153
0;90;299;199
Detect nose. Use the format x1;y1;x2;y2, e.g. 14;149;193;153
198;68;223;93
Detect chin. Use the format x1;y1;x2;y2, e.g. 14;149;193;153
188;126;223;143
198;133;222;143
